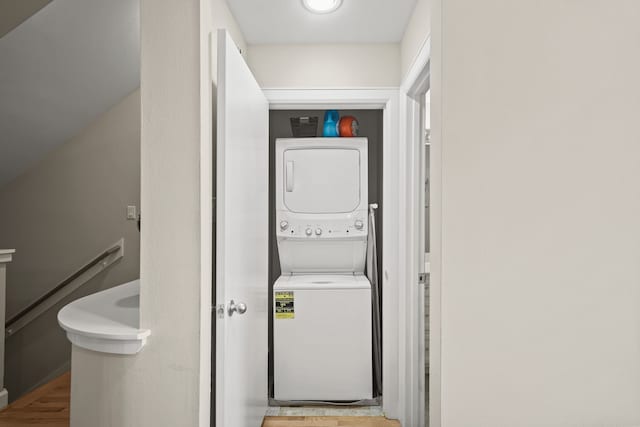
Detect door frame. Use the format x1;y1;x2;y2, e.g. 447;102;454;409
398;37;436;427
264;88;401;418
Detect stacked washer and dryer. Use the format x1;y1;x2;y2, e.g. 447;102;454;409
273;137;373;402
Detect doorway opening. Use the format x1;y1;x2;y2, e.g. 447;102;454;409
267;109;384;413
399;39;431;426
212;65;402;423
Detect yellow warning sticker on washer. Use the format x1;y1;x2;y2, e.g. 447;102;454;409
275;291;294;319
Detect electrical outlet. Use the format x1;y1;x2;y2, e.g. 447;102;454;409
127;205;137;220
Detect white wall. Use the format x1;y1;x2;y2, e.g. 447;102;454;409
70;0;204;424
247;43;400;88
246;2;428;89
400;0;430;80
69;0;245;425
433;1;640;426
0;89;140;401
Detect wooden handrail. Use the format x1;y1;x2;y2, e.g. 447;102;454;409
5;245;121;330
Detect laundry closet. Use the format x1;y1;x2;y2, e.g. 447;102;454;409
267;110;384;406
213;21;429;424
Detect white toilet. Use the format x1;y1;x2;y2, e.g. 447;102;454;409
273;137;373;402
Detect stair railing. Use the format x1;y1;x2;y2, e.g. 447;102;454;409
4;238;124;338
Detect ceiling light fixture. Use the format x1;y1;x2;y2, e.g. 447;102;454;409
302;0;343;14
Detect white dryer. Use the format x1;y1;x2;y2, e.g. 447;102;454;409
273;137;373;402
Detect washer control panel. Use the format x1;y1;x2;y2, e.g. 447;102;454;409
277;214;368;239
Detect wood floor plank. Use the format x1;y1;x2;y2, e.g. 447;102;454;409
6;373;69;410
0;372;70;426
0;372;400;427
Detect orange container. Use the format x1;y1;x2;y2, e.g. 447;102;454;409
338;116;359;137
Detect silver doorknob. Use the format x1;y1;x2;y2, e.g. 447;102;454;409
354;220;364;230
305;227;313;236
280;220;289;230
228;300;247;316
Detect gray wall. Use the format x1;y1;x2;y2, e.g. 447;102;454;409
268;110;384;397
0;0;50;38
0;89;140;401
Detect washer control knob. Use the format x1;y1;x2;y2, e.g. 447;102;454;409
354;220;364;230
279;220;289;230
315;228;322;236
305;227;313;236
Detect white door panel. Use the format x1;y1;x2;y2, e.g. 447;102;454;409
215;29;268;427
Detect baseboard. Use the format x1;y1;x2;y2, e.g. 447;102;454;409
269;396;381;407
0;388;8;409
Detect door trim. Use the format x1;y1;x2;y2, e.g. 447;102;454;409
399;36;436;427
264;88;401;418
199;25;213;427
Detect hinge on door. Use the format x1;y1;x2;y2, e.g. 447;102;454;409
418;273;428;285
216;304;226;319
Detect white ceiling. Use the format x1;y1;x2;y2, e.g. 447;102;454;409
226;0;417;44
0;0;140;187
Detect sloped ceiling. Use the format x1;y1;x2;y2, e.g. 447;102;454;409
0;0;140;187
0;0;51;38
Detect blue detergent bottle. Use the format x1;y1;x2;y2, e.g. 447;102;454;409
322;110;339;137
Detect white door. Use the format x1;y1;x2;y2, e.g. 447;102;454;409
215;29;269;427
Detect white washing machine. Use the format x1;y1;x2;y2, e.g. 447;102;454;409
273;274;372;401
273;137;373;401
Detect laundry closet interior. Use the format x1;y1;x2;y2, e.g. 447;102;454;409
267;109;385;407
212;101;392;416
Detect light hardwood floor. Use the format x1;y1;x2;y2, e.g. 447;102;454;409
0;372;70;427
0;372;400;427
